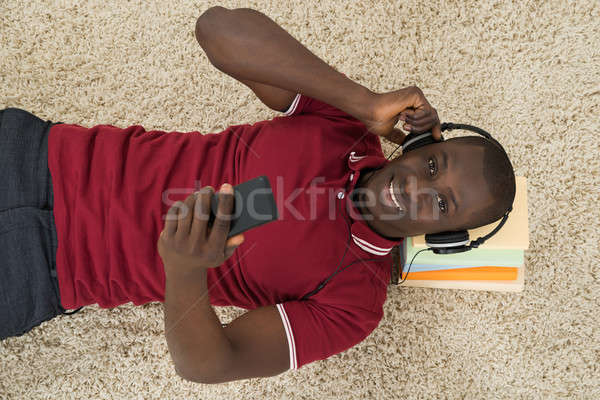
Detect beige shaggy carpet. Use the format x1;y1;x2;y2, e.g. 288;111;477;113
1;0;599;398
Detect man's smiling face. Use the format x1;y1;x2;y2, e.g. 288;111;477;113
351;140;497;239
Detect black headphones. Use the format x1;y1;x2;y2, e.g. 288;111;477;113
388;122;512;256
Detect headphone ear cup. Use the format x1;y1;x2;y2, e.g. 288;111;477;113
402;131;444;153
425;230;470;247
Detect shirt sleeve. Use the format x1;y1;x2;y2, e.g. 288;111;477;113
275;296;384;370
280;73;359;120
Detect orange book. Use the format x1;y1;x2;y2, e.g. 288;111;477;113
402;267;519;281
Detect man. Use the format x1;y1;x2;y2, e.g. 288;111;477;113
0;6;515;385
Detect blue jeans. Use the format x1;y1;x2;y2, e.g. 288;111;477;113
0;107;77;340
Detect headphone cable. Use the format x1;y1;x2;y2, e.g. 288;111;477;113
301;188;381;300
398;247;432;285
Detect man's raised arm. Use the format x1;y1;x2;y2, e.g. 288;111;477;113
194;6;376;123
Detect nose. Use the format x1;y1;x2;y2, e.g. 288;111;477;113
402;176;438;213
402;176;414;200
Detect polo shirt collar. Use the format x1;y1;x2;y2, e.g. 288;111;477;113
345;151;404;256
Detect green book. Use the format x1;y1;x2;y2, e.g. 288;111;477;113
404;237;524;268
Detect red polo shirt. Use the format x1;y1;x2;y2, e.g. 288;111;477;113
48;92;404;370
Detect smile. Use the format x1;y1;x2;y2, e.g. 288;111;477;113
389;181;403;210
383;177;404;212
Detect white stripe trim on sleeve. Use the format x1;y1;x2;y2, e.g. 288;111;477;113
276;303;298;370
282;93;301;116
351;234;392;256
351;234;393;252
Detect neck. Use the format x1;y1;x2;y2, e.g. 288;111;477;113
350;169;377;219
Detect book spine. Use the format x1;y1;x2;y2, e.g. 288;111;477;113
401;267;519;281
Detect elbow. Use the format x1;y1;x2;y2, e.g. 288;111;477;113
195;6;231;71
175;364;197;383
174;362;230;385
176;370;229;385
174;365;210;384
198;5;228;21
195;6;228;43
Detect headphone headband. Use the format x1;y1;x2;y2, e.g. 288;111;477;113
440;122;492;139
468;205;512;249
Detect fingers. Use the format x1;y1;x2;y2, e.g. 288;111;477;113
208;183;235;251
396;87;442;136
224;234;245;259
163;201;182;236
405;115;437;133
176;192;198;238
226;234;245;248
432;123;442;141
401;109;432;125
191;186;214;240
400;108;440;135
401;109;428;121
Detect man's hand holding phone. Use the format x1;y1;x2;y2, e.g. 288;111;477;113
157;184;244;279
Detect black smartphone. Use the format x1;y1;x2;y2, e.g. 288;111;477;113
208;175;279;238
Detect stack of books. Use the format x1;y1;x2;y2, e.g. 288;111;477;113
391;177;529;292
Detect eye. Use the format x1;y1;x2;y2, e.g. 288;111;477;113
427;157;437;176
437;194;448;214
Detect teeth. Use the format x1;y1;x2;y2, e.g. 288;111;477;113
389;181;403;211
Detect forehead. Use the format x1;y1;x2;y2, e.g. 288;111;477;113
440;141;494;208
442;140;485;167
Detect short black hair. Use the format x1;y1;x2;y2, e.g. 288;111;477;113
446;136;516;230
